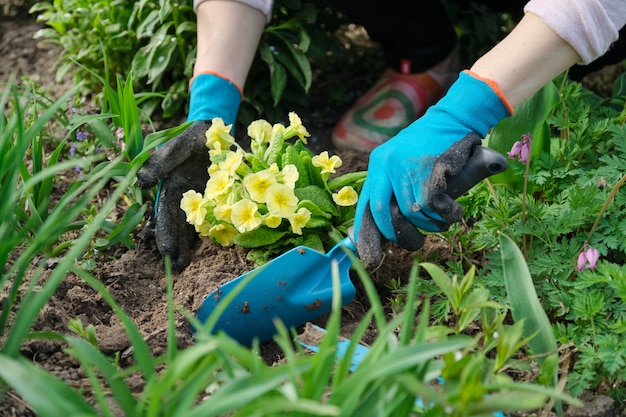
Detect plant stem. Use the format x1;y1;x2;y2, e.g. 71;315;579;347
585;173;626;244
522;158;530;258
485;178;499;206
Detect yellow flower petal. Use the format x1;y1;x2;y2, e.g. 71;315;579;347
231;199;262;233
332;186;358;206
247;119;273;144
280;164;299;188
213;204;233;222
205;118;235;150
312;151;342;174
205;171;235;200
284;112;310;143
209;223;238;246
287;207;311;235
266;183;298;217
218;150;243;176
263;213;283;228
242;169;277;203
269;163;280;174
196;220;212;237
208;163;220;175
180;190;208;227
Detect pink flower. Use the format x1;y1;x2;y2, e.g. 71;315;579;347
508;133;532;164
576;247;600;271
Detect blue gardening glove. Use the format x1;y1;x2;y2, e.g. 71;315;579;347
354;71;512;267
137;73;241;271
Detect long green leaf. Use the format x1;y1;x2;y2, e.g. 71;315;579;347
487;82;560;189
64;336;137;416
499;233;558;378
0;355;96;416
187;359;312;417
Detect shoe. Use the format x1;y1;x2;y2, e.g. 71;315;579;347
332;50;460;152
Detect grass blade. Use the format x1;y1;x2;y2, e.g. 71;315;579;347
0;355;95;415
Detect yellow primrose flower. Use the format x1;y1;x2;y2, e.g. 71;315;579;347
180;190;208;227
266;183;298;217
269;163;280;174
284;112;310;143
219;149;243;176
213;204;233;222
242;169;277;203
205;171;235;200
208;141;224;158
205;118;235;150
287;207;311;235
208;163;220;175
280;164;299;188
231;199;262;233
209;223;238;246
312;151;342;174
247;119;273;144
332;186;359;206
263;213;283;228
196;220;212;237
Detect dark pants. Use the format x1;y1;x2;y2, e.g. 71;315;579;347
332;0;626;79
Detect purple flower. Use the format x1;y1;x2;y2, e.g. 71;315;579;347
69;143;77;156
576;246;600;271
76;131;89;141
508;133;532;164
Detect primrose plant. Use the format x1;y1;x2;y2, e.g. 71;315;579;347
180;112;366;263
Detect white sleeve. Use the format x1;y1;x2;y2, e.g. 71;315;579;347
193;0;274;23
525;0;626;64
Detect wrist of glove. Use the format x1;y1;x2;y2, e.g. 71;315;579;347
354;71;512;268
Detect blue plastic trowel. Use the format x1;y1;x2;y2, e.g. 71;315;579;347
196;145;508;345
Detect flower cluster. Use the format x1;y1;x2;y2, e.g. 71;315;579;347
180;113;365;250
576;245;600;271
508;133;532;164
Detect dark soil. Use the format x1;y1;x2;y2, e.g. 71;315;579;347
1;10;624;417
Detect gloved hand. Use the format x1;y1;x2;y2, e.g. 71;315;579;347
137;73;242;271
354;71;513;267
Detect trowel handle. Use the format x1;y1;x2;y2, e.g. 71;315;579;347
446;146;508;199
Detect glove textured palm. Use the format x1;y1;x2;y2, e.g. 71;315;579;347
137;121;212;271
354;71;511;267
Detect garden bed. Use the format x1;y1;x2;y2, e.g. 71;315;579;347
2;11;625;417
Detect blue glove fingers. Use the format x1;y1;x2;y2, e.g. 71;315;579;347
364;169;398;242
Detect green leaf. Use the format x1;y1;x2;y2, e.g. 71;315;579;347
499;234;558;379
458;287;491;332
65;336;137;415
295;185;339;217
234;226;286;248
468;391;548;413
420;263;455;307
0;355;96;416
487;82;560;189
259;41;287;106
98;202;146;249
612;72;626;99
327;171;367;191
285;144;309;188
297;199;332;219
